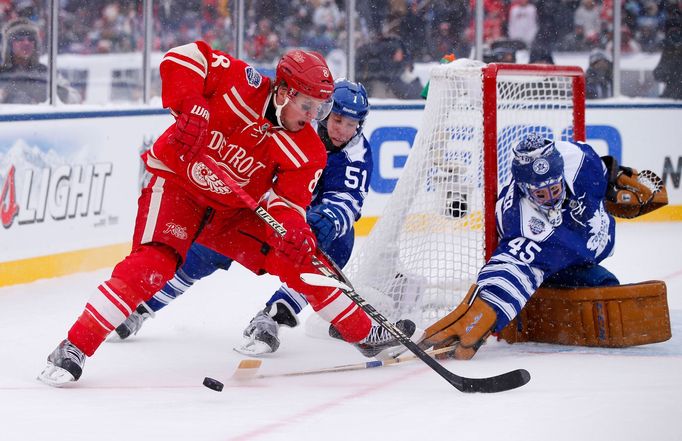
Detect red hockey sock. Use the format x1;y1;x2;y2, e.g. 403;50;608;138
67;278;140;356
330;306;371;343
67;310;110;357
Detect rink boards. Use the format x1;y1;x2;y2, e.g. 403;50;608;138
1;102;681;286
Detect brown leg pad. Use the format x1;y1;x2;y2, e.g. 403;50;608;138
498;280;671;347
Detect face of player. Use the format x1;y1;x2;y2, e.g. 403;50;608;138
527;178;565;210
275;86;331;132
326;112;360;147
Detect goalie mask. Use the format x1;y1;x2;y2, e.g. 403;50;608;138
511;134;566;227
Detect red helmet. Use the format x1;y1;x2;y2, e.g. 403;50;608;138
275;50;334;100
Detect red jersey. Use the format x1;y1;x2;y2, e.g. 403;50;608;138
143;40;326;227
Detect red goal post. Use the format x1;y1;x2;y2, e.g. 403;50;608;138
482;63;586;260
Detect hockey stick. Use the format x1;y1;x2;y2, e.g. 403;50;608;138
195;155;531;393
231;345;459;381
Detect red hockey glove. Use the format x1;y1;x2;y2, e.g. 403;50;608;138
272;225;317;269
169;97;210;161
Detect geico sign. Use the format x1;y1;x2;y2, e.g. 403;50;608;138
367;124;623;194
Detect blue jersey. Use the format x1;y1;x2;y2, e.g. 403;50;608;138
311;124;373;239
477;141;616;331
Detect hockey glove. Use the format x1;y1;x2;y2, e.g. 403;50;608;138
307;205;342;249
272;225;317;269
169;97;210;162
602;156;668;218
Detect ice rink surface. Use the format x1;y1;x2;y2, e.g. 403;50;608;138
1;222;681;441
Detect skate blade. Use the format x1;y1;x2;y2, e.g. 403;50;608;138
37;363;76;387
233;338;274;356
373;326;426;361
106;333;128;343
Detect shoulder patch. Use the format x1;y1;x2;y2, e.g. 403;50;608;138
245;66;262;88
528;216;546;235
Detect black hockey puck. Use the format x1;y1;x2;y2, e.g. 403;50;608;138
203;376;224;392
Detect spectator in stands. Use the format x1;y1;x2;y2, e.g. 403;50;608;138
508;0;538;48
312;0;342;31
465;0;505;46
557;23;593;51
574;0;602;47
356;35;422;99
399;0;428;61
0;18;80;104
528;45;555;64
585;49;613;99
636;1;664;52
606;25;642;53
535;0;580;50
653;0;682;99
428;21;466;61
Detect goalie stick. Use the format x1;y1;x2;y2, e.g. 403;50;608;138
231;345;458;381
194;154;531;393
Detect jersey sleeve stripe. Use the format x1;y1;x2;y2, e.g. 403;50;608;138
491;252;545;286
222;92;255;125
479;276;527;306
162;44;208;78
479;291;516;321
324;191;362;213
229;86;260;119
271;133;306;167
145;152;174;173
267;190;306;218
479;259;536;293
277;131;310;164
162;55;206;79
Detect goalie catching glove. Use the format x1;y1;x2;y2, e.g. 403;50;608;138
602;156;668;218
419;285;497;360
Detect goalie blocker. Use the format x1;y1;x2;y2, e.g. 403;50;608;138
420;281;671;358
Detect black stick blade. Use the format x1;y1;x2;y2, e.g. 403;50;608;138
457;368;531;393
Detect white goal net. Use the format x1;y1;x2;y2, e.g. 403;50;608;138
343;59;586;330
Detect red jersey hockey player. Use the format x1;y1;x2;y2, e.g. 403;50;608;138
38;42;418;386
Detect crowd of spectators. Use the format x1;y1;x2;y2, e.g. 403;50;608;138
0;0;680;100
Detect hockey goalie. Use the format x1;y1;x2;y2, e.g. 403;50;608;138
419;133;671;360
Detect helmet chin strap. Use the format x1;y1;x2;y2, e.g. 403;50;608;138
274;97;289;127
273;86;291;128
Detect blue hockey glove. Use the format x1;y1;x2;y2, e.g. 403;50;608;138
307;205;342;249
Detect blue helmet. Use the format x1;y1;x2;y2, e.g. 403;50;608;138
511;133;566;225
331;79;369;122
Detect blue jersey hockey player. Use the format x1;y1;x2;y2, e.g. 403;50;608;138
420;133;622;359
113;79;373;355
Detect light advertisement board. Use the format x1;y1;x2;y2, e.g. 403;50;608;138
0;112;172;264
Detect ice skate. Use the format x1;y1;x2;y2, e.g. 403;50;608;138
37;339;87;387
111;303;154;341
331;319;423;360
234;300;299;356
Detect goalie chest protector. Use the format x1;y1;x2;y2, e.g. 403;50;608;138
498;280;671;348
